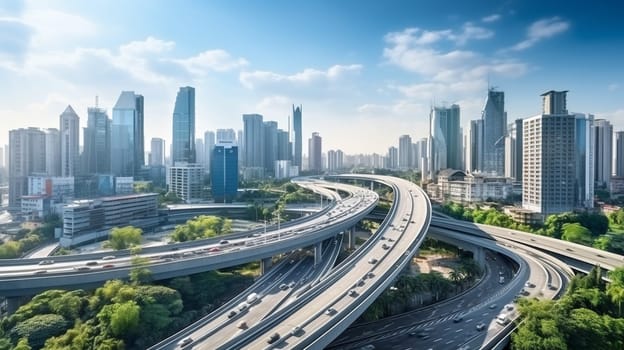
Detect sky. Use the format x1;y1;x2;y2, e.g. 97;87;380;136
1;0;623;156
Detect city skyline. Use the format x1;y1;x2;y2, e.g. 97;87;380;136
1;1;623;154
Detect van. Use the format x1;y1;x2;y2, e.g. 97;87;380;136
246;293;259;304
496;313;509;325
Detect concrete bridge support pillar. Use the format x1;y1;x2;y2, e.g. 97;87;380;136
261;257;273;275
472;246;486;267
348;227;356;250
5;296;28;315
314;242;323;266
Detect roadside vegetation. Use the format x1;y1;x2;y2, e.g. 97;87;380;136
512;266;624;350
169;215;232;242
439;202;624;254
0;215;61;259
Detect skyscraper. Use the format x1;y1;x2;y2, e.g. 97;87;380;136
293;105;302;168
111;91;144;176
204;131;215;173
481;88;506;175
574;113;595;208
277;129;290;161
264;121;278;175
150;138;165;166
308;132;322;173
43;128;60;176
469;119;483;172
171;86;196;164
504;119;524;181
195;138;205;169
522;91;575;216
8;128;46;209
387;146;398;169
211;142;238;203
594;119;613;189
243;114;264;169
428;104;461;179
216;128;236;143
327;150;344;172
616;131;624;177
60;105;80;177
83;106;111;174
398;135;412;169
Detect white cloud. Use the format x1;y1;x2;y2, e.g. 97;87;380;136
482;14;501;23
239;64;362;89
120;36;175;56
23;6;97;49
510;17;570;51
174;49;248;75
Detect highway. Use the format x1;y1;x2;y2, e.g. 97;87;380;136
0;179;378;297
211;175;431;350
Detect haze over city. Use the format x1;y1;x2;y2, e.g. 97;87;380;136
1;0;623;154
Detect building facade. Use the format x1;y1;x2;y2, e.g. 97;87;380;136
293;105;302;168
171;86;196;164
398;135;412;169
594;119;612;189
616;131;624;177
60;105;80;177
8;128;47;209
149;137;165;166
83;107;111;174
243;114;264;169
522;91;576;217
211;142;238;203
574;113;595;208
481;89;506;175
169;163;204;203
111;91;144;176
428;104;461;179
428;169;513;204
308;132;323;173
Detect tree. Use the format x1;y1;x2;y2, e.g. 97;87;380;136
561;223;593;245
105;226;142;250
9;314;69;348
13;338;31;350
129;256;152;285
109;302;140;339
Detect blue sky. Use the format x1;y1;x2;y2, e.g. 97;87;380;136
1;0;623;155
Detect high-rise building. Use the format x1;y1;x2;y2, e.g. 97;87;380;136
149;138;165;166
277;129;290;161
416;138;427;173
387;146;398;169
504;119;524;181
211;142;238;203
169;162;203;203
469;119;483;172
616;131;624;177
59;105;80;177
594;119;612;189
573;113;595;208
428;104;461;179
216;128;236;143
293;105;302;168
111;91;144;176
522;91;575;216
83;106;111;174
195;138;205;169
204;131;215;173
171;86;196;164
481;88;506;175
43;128;61;176
327;150;344;172
308;132;322;173
264;121;278;175
8;128;46;209
398;135;412;169
243;114;264;169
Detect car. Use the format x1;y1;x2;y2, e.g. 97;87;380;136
566;247;574;252
366;272;375;278
489;304;497;309
33;270;47;275
279;283;288;290
238;302;249;311
381;244;390;250
452;315;463;323
38;260;54;265
208;247;221;252
547;283;557;290
356;279;365;287
409;330;429;338
177;337;193;348
476;322;486;331
499;270;504;275
288;281;296;288
227;310;237;318
348;290;358;297
73;266;90;271
380;236;387;240
86;261;98;266
530;238;536;241
387;238;395;242
266;332;280;344
597;254;605;258
325;308;337;315
219;240;230;244
102;264;115;269
525;281;533;288
237;321;248;329
291;325;302;336
505;304;514;311
182;251;194;257
102;255;116;260
368;258;378;264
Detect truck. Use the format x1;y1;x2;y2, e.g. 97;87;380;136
499;276;505;284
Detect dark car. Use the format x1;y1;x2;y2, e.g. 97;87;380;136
266;332;280;344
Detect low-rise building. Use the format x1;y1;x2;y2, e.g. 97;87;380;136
21;195;51;219
62;193;158;238
427;169;514;204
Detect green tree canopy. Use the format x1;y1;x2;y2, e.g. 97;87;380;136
561;223;593;245
105;226;142;250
